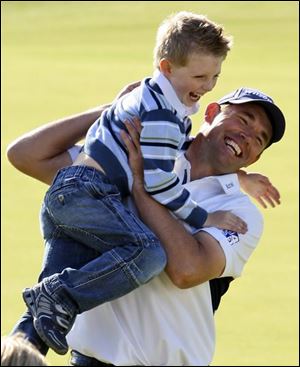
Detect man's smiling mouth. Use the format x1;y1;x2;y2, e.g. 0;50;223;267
224;137;242;157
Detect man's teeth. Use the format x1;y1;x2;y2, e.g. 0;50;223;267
225;138;242;156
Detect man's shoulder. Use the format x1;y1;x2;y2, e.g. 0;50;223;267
220;185;264;238
231;192;264;234
187;174;264;234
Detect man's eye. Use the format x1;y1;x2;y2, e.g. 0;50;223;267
240;117;248;125
257;137;263;146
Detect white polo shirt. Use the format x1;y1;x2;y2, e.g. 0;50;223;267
67;172;263;366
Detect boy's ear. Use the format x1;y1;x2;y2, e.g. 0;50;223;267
159;58;172;77
204;102;221;124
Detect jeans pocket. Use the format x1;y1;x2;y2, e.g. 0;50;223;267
45;181;80;212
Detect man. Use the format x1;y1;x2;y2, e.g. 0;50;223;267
7;86;285;366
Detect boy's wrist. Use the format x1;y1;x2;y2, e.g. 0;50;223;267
237;169;247;184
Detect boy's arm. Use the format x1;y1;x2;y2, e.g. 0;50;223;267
140;110;208;230
139;109;247;233
6;105;109;185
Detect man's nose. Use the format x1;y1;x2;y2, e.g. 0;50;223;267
239;131;252;143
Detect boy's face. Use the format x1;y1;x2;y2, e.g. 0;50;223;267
162;53;223;107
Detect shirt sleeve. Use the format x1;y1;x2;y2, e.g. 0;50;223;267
199;206;264;279
140;109;208;230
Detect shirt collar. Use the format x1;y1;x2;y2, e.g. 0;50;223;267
185;172;241;196
152;70;200;119
214;174;241;194
174;151;191;183
175;152;240;194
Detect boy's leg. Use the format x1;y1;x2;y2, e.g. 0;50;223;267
23;165;166;354
38;165;166;305
13;200;100;355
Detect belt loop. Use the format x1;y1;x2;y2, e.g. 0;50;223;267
75;165;84;178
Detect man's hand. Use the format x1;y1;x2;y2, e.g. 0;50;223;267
120;118;144;190
114;81;141;101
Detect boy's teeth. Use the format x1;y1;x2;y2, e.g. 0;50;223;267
190;93;200;101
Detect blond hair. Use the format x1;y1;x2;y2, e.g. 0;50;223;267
1;333;48;366
153;11;233;68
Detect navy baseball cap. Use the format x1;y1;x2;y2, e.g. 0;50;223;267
218;87;286;147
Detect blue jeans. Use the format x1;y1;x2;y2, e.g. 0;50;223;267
11;236;101;355
36;165;166;312
12;165;166;351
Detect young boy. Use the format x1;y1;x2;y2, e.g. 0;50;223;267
22;12;252;355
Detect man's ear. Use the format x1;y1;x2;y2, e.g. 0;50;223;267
159;58;172;77
204;103;221;124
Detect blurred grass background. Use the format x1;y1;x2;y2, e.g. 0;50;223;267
1;1;298;366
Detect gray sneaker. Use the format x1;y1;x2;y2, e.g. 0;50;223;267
22;283;75;355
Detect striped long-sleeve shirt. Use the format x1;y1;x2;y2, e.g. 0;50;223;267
84;71;208;230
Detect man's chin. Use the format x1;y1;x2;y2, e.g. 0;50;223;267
213;162;242;176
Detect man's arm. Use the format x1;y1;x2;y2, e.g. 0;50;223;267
121;121;226;289
6;105;109;185
133;186;226;288
6;81;141;185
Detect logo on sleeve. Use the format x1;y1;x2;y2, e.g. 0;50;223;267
222;230;239;245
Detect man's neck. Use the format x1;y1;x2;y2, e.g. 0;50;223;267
189;161;217;181
185;133;227;180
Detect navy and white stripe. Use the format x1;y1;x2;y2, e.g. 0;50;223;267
84;71;208;229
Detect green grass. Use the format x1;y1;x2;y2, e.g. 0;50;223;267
2;1;298;366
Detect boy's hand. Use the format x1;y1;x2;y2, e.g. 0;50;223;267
203;210;248;234
238;171;281;209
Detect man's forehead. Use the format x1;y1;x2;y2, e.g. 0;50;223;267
224;102;271;122
225;102;264;113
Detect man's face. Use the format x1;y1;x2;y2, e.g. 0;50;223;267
201;103;273;173
164;53;223;107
